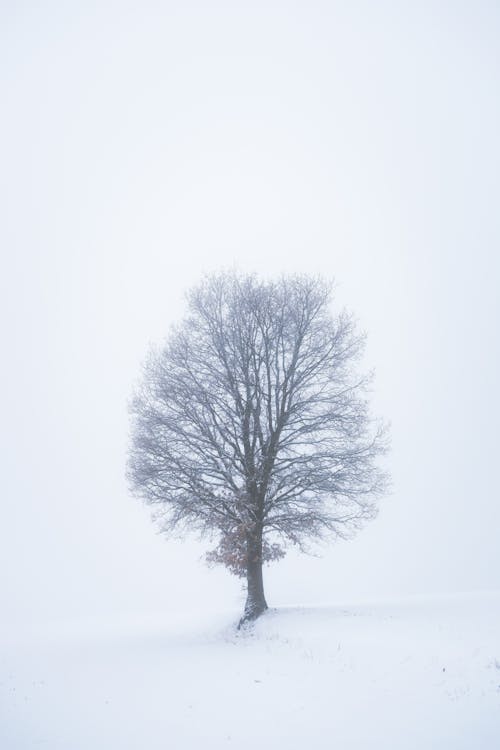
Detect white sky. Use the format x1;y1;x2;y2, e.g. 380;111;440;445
1;0;499;627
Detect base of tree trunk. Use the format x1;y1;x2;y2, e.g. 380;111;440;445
238;598;268;628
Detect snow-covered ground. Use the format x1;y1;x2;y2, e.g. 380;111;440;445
1;592;499;749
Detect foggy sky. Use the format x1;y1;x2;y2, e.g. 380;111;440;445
1;0;499;628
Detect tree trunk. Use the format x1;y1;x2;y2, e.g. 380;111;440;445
239;529;268;626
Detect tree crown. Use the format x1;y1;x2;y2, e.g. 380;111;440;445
128;272;389;575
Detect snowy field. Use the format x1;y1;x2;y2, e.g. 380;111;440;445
1;592;500;749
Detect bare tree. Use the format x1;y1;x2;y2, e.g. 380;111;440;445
128;272;389;624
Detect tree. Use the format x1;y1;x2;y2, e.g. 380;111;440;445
127;272;388;624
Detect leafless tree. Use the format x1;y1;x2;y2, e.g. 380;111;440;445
128;272;389;624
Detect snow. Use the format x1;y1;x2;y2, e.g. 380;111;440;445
1;592;500;749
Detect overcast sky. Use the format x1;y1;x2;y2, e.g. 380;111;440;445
1;0;499;628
